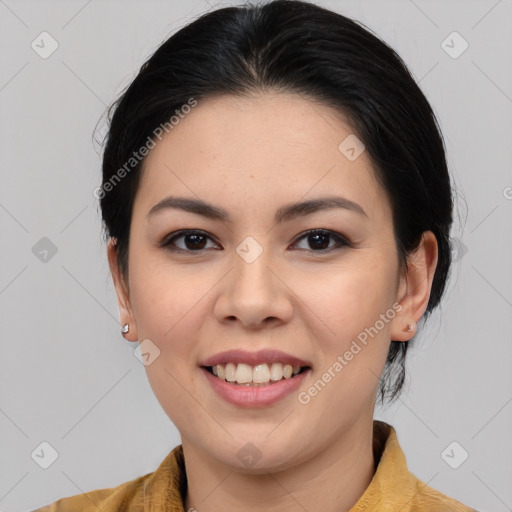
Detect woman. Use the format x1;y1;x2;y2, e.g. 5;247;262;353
35;0;478;510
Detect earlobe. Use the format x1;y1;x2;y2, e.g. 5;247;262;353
107;238;138;342
390;231;438;342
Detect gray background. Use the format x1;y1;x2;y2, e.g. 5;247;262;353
1;0;511;510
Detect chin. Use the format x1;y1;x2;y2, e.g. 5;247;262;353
205;435;308;474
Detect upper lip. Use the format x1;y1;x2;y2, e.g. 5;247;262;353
200;349;312;368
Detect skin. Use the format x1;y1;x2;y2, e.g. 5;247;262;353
108;92;438;512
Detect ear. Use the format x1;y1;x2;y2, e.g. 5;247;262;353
107;238;138;342
390;231;438;342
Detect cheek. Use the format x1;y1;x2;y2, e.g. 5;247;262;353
129;250;207;338
294;258;396;338
291;259;397;408
128;256;220;382
128;262;212;428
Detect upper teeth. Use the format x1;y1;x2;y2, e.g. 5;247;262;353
211;362;302;384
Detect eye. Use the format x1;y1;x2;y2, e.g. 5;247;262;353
160;228;350;254
290;229;350;252
160;230;220;253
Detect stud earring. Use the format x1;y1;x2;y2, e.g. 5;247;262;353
121;324;129;334
407;323;415;332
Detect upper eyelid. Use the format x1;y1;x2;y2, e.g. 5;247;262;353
160;229;219;248
291;229;350;250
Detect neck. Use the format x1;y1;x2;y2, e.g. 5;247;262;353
182;418;376;512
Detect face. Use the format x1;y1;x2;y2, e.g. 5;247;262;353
109;92;434;472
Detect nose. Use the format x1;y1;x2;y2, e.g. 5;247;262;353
214;245;294;330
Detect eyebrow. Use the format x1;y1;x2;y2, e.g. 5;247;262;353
147;195;368;223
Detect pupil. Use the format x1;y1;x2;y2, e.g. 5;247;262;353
186;234;206;250
310;233;329;250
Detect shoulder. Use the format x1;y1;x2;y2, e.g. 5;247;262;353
32;472;152;511
407;474;479;512
32;445;186;512
368;421;478;512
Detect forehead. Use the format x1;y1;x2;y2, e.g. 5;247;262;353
135;92;390;223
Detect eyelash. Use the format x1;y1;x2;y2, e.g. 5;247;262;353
159;229;351;254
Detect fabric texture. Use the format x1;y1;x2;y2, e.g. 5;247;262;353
33;420;477;512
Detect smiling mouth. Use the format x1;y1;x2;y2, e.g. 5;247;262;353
202;363;311;387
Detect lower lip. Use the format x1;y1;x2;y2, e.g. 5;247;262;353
200;367;311;408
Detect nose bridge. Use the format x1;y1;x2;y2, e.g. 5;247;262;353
233;237;276;300
215;236;293;327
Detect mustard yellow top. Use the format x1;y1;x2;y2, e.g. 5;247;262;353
34;420;477;512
